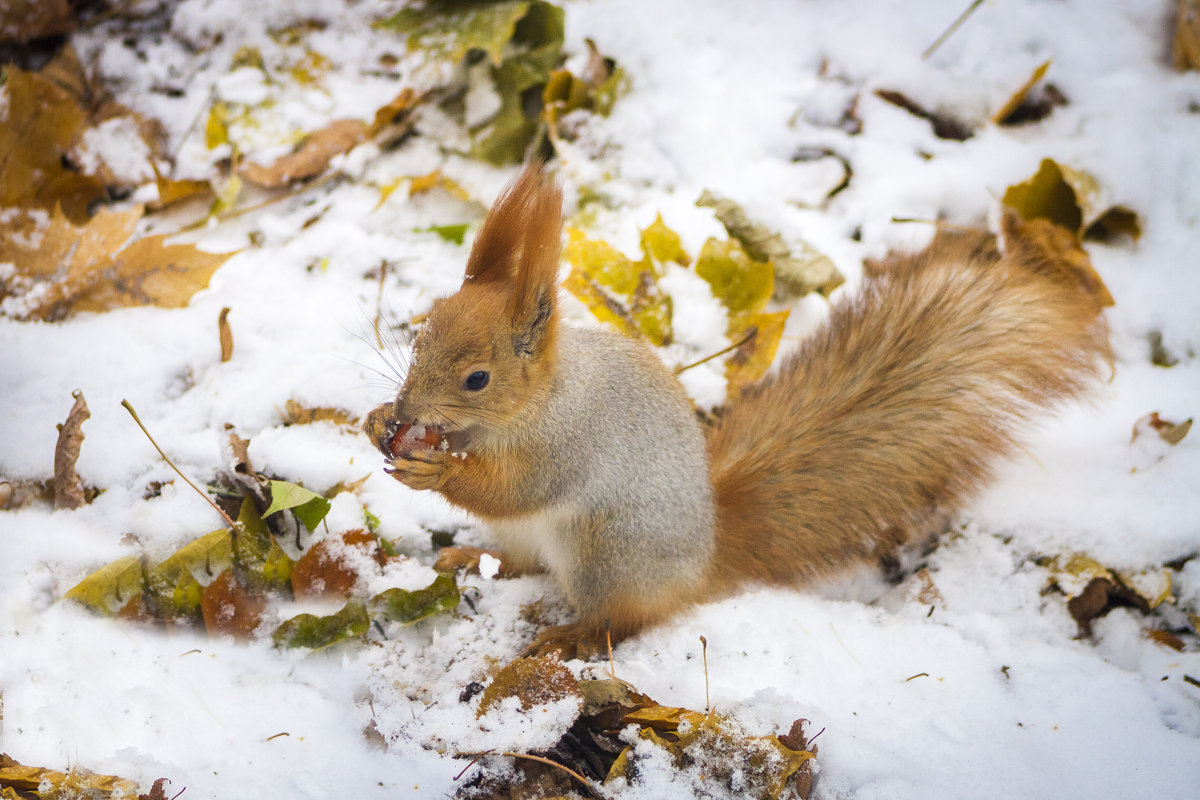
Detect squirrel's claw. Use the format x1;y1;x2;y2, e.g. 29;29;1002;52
386;449;450;491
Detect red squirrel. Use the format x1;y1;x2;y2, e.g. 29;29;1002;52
363;163;1111;658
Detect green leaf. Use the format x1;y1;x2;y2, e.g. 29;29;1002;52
364;506;381;534
377;0;533;66
273;601;370;649
263;480;331;531
146;528;233;618
62;554;145;614
234;495;294;591
414;223;469;244
370;572;460;624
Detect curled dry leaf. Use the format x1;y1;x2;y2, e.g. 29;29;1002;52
1175;0;1200;70
218;306;233;362
1132;412;1193;446
873;88;973;141
991;60;1052;125
1003;158;1142;242
53;389;90;510
240;118;367;188
0;754;142;799
283;398;357;426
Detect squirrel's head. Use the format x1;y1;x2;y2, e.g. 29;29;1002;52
387;163;563;443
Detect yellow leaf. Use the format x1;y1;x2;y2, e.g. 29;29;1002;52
639;214;688;267
205;100;231;149
563;226;673;345
695;237;773;317
62;554;145;614
991;60;1052;124
1003;158;1140;243
726;310;789;396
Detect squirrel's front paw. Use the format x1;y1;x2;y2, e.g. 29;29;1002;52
385;450;452;491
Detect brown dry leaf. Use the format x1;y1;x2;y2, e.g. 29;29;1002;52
200;569;267;639
1175;0;1200;70
53;389;90;510
991;60;1052;124
283;398;357;426
139;777;172;800
369;87;420;137
0;205;232;320
477;654;581;716
1000;211;1115;310
241;119;367;188
219;306;234;362
68;233;233;314
291;529;385;601
1132;412;1193;446
0;64;104;221
0;0;73;42
1147;629;1187;651
873;88;972;140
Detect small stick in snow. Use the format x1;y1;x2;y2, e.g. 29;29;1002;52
121;399;237;529
700;635;711;713
922;0;986;60
674;327;758;375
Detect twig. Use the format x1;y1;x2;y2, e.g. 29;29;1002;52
700;635;711;713
606;620;617;680
121;399;237;529
455;751;600;798
675;327;757;375
922;0;986;60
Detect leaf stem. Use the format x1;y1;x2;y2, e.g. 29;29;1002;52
674;327;757;375
121;399;237;529
922;0;985;60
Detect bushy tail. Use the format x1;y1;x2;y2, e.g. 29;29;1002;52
704;213;1111;596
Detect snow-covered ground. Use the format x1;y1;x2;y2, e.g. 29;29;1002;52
2;1;1199;797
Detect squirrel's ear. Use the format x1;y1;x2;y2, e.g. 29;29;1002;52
464;162;562;292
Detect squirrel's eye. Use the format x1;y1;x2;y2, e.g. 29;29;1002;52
463;370;490;391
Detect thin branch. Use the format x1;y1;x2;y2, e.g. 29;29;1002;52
674;327;758;375
922;0;986;60
121;399;237;529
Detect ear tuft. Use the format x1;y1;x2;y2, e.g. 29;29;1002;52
464;163;563;297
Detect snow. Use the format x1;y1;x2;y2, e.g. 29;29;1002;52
3;0;1200;798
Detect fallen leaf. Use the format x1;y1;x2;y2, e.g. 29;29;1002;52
273;601;371;649
380;1;566;164
263;479;332;530
698;190;843;298
145;528;233;620
233;495;294;592
0;0;73;43
0;205;234;320
874;88;972;141
53;389;90;510
283;398;356;426
1000;212;1114;310
369;571;460;623
477;654;581;716
1132;412;1193;446
241;118;367;188
414;223;469;245
219;306;233;362
1174;0;1200;70
291;529;384;601
1147;628;1187;651
1003;158;1142;242
0;755;141;799
201;569;266;639
0;62;104;220
139;777;173;800
991;60;1052;124
725;310;788;395
62;554;145;614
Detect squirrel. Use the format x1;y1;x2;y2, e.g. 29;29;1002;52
363;163;1111;658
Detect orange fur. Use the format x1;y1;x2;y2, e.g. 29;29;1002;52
704;221;1110;598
